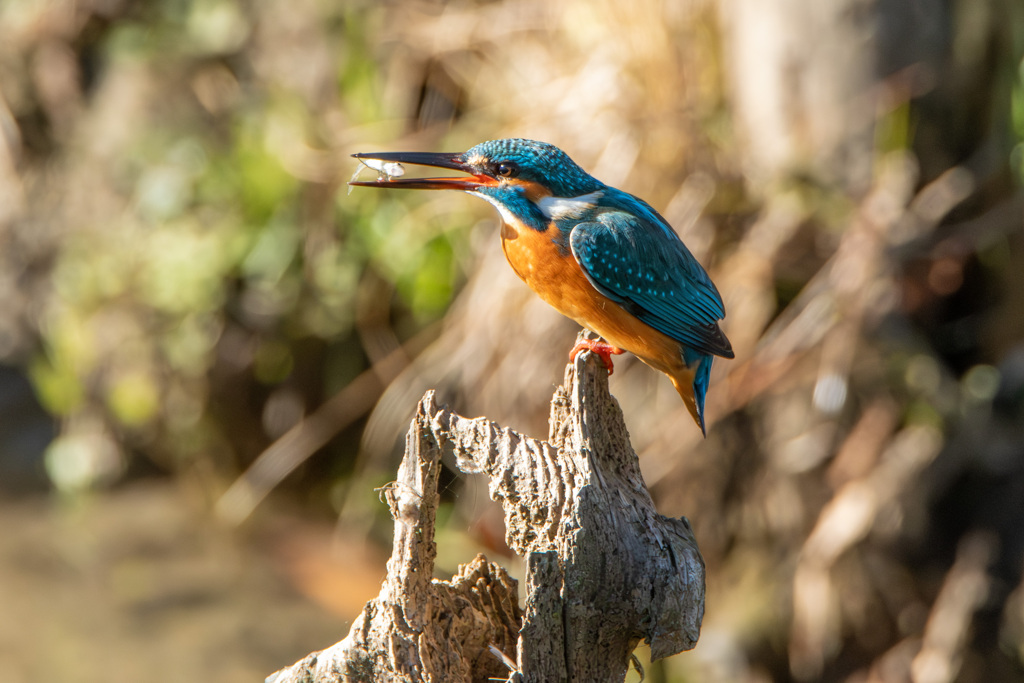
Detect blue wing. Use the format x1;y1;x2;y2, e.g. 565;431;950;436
569;209;733;359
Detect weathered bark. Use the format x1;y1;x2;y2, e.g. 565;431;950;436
266;395;521;683
268;344;705;682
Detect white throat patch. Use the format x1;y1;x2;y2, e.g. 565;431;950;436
468;190;519;226
536;191;604;220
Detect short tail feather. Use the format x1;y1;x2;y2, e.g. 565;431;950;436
671;349;714;437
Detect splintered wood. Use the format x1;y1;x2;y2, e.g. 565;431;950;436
268;342;705;683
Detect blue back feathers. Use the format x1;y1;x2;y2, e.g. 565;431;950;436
569;210;732;359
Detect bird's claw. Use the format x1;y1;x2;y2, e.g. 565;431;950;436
570;339;625;375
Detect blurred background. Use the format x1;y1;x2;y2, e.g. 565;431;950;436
1;0;1023;681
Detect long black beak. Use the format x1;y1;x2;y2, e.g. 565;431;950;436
349;151;491;190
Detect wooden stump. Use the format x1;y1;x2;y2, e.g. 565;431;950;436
268;343;705;683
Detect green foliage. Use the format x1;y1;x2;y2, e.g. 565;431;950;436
9;0;473;485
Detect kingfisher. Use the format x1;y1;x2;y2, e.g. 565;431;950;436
350;139;733;435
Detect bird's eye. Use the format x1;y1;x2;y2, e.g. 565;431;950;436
495;161;519;178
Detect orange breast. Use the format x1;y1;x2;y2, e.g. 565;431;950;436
500;219;686;377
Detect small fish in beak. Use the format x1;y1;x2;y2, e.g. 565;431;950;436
348;158;406;194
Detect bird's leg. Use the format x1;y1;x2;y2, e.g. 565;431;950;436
570;339;625;375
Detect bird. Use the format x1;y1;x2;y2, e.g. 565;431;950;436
350;138;733;435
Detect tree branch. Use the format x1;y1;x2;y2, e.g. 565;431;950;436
268;342;705;682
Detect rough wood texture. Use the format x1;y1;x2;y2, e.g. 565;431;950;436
268;345;705;683
266;399;521;683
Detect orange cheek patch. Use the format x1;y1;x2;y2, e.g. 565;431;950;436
516;180;552;203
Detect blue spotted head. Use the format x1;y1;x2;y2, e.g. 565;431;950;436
458;139;604;198
351;138;606;230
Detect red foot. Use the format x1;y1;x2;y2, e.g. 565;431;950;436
570;339;625;375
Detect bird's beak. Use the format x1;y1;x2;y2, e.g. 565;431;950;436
349;151;491;190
